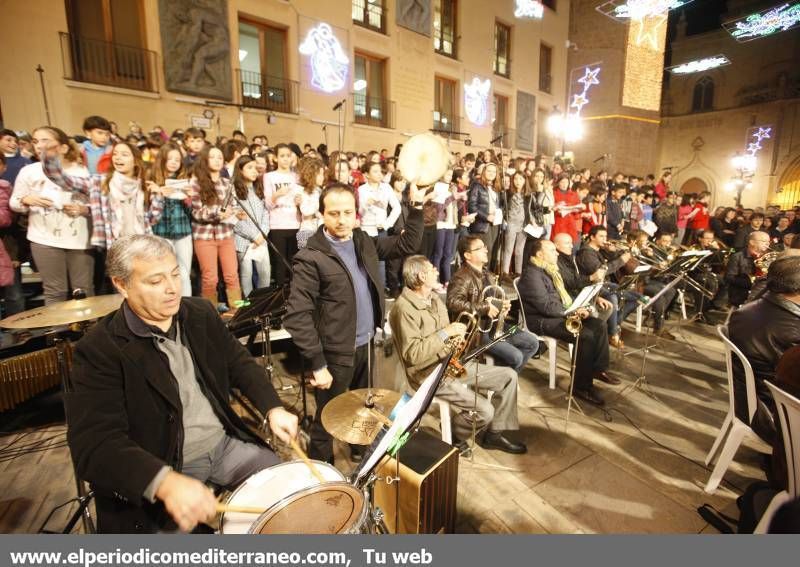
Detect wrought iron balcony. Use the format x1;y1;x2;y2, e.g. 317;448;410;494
353;93;395;128
239;70;298;114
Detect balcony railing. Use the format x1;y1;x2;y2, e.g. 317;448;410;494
352;0;386;33
353;93;395;128
238;70;298;114
431;112;461;138
59;32;158;93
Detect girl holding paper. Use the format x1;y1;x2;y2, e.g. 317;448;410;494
232;156;271;297
11;126;94;303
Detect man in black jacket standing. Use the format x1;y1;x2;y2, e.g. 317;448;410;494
518;238;611;406
283;183;424;463
67;235;299;533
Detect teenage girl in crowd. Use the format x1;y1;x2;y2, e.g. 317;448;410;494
264;143;301;286
148;142;193;296
231;155;271;296
11;127;94;304
190;146;242;310
296;157;324;250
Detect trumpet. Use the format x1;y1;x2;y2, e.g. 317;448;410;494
565;312;582;336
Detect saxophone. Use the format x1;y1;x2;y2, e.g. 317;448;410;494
445;311;479;378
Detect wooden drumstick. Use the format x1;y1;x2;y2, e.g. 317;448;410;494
289;438;327;484
216;503;265;515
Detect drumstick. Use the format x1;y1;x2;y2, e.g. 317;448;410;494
216;503;265;515
289;438;327;484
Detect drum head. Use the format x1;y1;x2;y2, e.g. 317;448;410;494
250;482;364;534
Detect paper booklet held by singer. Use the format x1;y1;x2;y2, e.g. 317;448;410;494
352;358;450;485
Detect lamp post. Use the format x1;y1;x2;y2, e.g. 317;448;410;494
547;106;583;161
726;152;756;208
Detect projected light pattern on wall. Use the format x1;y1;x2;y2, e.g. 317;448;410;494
299;23;349;93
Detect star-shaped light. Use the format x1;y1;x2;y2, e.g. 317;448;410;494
635;13;667;49
746;142;762;155
754;127;772;141
570;93;589;114
578;67;601;88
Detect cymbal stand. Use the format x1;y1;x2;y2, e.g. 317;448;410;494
258;314;289;390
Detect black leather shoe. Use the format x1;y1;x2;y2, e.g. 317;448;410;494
575;387;606;407
595;371;621;385
478;431;527;454
532;341;549;360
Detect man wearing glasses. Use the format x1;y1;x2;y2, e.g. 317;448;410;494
447;235;539;374
726;231;771;307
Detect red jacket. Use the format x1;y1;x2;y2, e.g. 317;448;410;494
690;202;710;230
551;189;581;241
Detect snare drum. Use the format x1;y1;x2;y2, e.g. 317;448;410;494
220;460;369;534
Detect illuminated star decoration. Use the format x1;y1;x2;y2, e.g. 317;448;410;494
669;55;730;74
299;23;349;93
746;126;772;157
569;66;601;116
609;0;686;49
514;0;544;19
464;77;492;126
727;2;800;42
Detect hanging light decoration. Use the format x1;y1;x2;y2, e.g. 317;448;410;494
724;2;800;42
667;55;731;74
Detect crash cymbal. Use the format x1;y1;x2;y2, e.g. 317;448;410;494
0;294;124;330
321;388;401;445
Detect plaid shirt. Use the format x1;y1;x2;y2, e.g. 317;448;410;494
43;156;164;249
152;197;192;239
190;177;236;241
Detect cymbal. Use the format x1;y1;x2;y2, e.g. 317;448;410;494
0;294;124;330
321;388;401;445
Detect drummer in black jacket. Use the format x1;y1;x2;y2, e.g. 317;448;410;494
66;235;299;533
283;183;424;463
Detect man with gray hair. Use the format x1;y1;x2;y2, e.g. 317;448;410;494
389;255;525;454
726;230;770;307
66;234;298;533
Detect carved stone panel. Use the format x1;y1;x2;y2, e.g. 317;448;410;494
396;0;431;37
158;0;232;100
516;91;535;152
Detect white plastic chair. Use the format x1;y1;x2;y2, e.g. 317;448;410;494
704;325;761;493
753;381;800;533
513;277;556;389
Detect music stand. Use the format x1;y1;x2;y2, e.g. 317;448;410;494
613;272;687;404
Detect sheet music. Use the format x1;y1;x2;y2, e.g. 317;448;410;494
565;283;603;314
634;265;651;273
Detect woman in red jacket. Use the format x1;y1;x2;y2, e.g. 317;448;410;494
688;191;711;243
551;174;582;244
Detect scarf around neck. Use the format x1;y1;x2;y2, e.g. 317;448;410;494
532;256;572;308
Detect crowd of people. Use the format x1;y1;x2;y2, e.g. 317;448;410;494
1;115;799;533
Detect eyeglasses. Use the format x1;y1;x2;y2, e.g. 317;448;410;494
468;246;486;253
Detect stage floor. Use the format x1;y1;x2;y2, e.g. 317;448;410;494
0;312;767;533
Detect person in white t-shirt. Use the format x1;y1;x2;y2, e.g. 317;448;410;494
358;161;400;289
263;144;301;286
11;126;94;304
296;157;324;250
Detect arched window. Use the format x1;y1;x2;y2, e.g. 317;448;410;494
692;76;714;112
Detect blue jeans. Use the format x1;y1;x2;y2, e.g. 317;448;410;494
432;228;455;283
1;267;24;316
484;328;539;373
601;287;642;336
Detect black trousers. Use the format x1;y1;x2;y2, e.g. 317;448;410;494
421;226;437;261
537;317;609;392
308;342;373;463
268;229;298;287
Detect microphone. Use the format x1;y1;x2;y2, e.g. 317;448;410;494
332;99;346;111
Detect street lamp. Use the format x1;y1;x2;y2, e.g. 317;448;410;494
727;152;756;208
547;107;583;156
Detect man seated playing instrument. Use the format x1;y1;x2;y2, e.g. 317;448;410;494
66;235;299;533
446;235;539;373
625;230;678;339
519;239;612;406
390;255;525;454
726;230;770;307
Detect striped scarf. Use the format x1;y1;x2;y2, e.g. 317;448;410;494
532;257;572;308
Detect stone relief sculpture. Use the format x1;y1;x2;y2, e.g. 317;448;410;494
516;91;536;151
396;0;431;36
158;0;232;100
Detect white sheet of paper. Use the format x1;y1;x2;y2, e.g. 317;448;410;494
493;209;503;225
524;224;545;238
243;243;269;263
634;265;652;273
40;185;65;210
681;250;712;257
355;363;444;484
565;283;603;314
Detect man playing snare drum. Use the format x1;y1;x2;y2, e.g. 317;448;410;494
66;235;298;533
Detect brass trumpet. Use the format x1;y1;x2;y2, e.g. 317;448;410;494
478;277;509;339
445;311;479;378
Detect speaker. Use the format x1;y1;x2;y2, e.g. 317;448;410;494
373;430;459;534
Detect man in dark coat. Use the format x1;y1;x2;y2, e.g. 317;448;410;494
518;238;611;406
283;183;424;463
67;235;298;533
726;230;770;307
728;256;800;445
